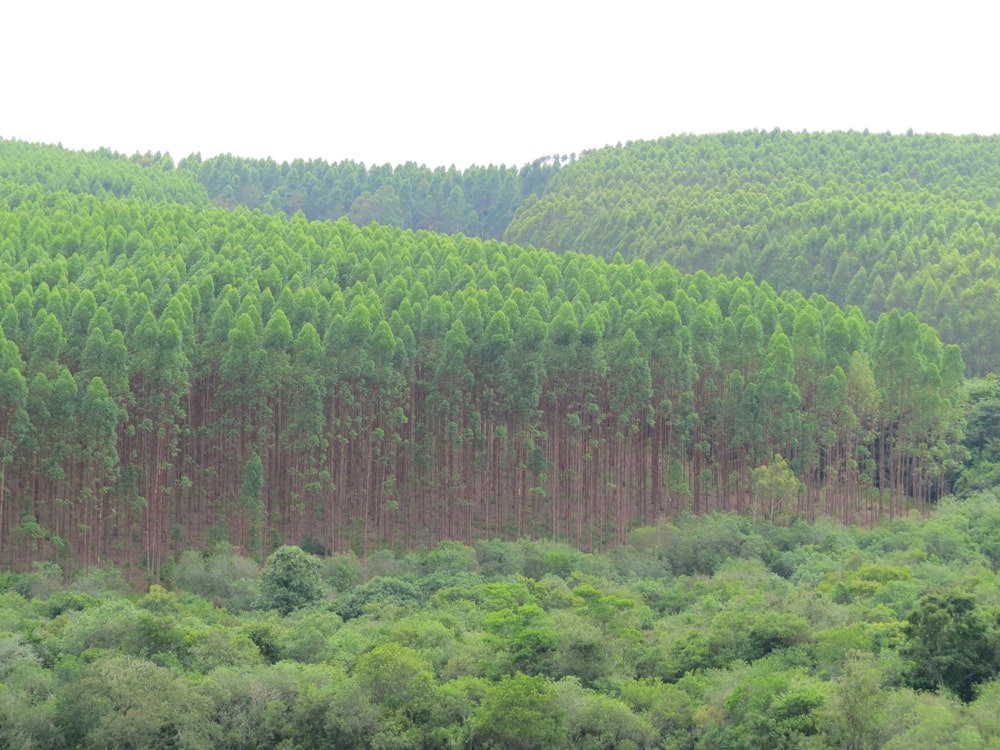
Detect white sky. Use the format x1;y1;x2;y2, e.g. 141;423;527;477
4;1;998;169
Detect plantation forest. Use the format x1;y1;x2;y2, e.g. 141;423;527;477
3;131;1000;748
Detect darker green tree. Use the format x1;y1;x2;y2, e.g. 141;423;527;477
256;545;324;615
468;672;567;750
335;576;422;621
902;591;998;702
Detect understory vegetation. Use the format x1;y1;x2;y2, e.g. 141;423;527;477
6;500;1000;748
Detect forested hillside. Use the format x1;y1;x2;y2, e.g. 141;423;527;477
178;152;565;239
503;131;1000;374
0;139;207;205
179;132;1000;376
0;139;966;577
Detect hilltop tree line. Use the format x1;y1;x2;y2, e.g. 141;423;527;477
0;160;965;575
12;132;1000;375
178;152;566;239
502;130;1000;374
161;132;1000;375
0;139;206;205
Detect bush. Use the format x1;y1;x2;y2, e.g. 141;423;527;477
335;576;421;621
256;546;324;615
173;547;261;611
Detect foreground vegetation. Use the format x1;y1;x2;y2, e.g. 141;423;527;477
5;500;1000;748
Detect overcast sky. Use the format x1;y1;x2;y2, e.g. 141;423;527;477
5;1;997;169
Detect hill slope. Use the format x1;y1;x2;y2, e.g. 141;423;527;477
0;141;964;574
178;152;564;239
504;130;1000;373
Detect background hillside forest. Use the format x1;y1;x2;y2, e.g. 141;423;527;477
180;130;1000;376
0;137;978;577
0;134;988;574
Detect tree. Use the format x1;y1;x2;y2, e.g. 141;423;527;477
821;651;885;750
556;678;658;750
240;451;266;559
55;653;215;750
468;672;567;749
750;455;803;524
76;377;123;565
256;545;324;614
353;642;435;720
335;575;421;620
483;603;559;676
902;591;998;702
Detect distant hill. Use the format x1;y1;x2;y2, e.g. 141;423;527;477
174;132;1000;375
503;130;1000;374
0;138;208;205
177;152;565;240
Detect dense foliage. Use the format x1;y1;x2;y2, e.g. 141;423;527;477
0;139;208;205
504;130;1000;374
4;126;1000;746
179;152;566;239
172;132;1000;375
0;139;966;575
5;501;1000;748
